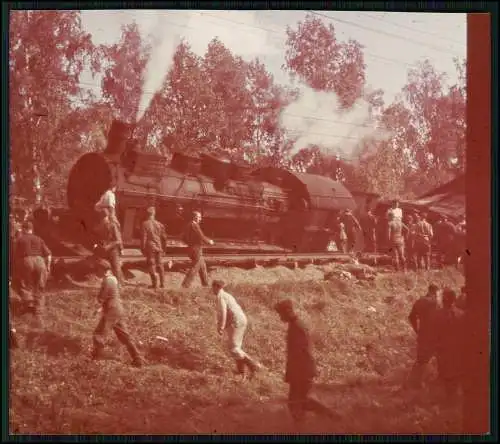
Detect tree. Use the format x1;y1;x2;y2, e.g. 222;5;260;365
101;22;151;123
243;58;296;166
283;14;367;109
9;10;99;205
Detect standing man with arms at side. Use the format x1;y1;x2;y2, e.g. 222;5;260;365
141;206;168;289
95;213;124;284
212;280;262;379
181;211;214;288
274;299;341;427
388;212;408;272
414;212;434;271
14;221;52;327
407;283;440;388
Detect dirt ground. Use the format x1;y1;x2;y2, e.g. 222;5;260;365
9;264;464;435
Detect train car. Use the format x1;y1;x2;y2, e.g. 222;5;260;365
32;120;359;256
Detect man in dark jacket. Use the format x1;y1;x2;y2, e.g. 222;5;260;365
141;206;168;289
407;283;440;387
181;211;214;288
14;221;52;326
274;299;341;425
91;259;144;367
434;287;465;400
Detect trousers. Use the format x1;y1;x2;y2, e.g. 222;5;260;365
182;247;209;288
93;305;140;360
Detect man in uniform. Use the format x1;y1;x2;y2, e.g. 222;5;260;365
388;212;408;272
387;199;403;221
95;183;120;228
91;259;144;367
405;214;417;270
212;280;262;379
181;211;214;288
14;221;52;326
440;216;458;266
434;288;465;400
414;213;434;270
363;210;378;254
342;209;362;253
95;213;123;284
141;206;168;289
274;299;341;426
407;283;440;387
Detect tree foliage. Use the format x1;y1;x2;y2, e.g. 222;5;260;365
8;11;466;206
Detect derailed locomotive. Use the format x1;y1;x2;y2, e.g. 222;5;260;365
34;120;358;256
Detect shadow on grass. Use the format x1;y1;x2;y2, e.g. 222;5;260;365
145;338;206;371
24;330;84;357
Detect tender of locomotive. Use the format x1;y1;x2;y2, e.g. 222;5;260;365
35;120;358;256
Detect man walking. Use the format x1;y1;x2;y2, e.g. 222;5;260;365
91;259;144;367
274;299;341;426
141;206;168;289
14;221;52;326
212;280;261;379
407;283;440;387
181;211;214;288
434;288;465;400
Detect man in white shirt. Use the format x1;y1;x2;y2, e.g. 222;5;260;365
212;280;262;379
95;184;120;227
387;200;403;222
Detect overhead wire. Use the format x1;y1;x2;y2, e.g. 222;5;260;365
309;11;464;58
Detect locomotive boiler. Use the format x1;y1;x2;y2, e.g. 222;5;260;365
41;120;358;255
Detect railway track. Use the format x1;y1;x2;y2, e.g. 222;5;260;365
54;250;387;270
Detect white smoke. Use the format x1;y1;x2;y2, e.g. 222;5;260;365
279;83;391;160
136;15;188;121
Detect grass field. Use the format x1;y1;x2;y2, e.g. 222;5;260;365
9;265;465;435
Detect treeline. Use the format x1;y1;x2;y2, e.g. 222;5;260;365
9;11;466;205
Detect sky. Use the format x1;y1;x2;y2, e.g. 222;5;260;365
80;10;466;103
79;10;466;157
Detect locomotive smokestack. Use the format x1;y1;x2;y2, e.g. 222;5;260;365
105;120;135;157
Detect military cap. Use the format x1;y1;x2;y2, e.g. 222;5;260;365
274;298;295;315
212;279;226;290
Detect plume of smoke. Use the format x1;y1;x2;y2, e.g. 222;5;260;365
136;15;188;122
279;83;392;161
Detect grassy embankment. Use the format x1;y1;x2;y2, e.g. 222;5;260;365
9;265;464;435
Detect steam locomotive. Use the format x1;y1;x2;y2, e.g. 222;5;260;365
33;120;359;256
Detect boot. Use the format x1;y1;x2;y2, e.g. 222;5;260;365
149;272;158;289
243;356;262;379
235;358;246;376
158;266;165;289
132;356;145;368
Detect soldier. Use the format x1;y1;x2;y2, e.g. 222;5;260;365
274;299;341;426
14;221;52;326
91;259;145;367
388;212;408;271
440;216;458;266
363;210;378;254
337;220;348;253
95;183;120;228
407;283;440;387
342;209;362;253
405;214;417;270
181;211;214;288
141;206;168;289
95;213;123;284
414;212;434;270
212;280;262;379
434;288;465;400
